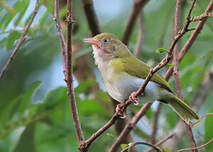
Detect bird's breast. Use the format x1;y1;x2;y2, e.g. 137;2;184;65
104;70;161;103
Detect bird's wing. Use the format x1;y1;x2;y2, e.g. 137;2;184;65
121;56;173;92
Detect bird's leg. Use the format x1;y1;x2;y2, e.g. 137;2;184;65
115;104;127;118
129;92;139;105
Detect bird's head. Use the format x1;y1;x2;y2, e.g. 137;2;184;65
84;33;130;64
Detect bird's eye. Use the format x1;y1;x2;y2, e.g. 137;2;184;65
103;38;110;43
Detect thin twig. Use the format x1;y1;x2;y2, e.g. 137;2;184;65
178;137;213;152
174;0;197;151
150;103;162;144
163;67;213;149
190;113;213;127
173;0;183;99
122;0;149;45
145;133;176;152
190;12;213;22
133;11;144;58
163;1;213;149
54;0;66;71
66;0;84;145
110;104;152;152
54;0;85;150
184;124;198;152
0;0;39;80
192;67;213;110
150;6;175;143
111;99;132;146
79;114;119;151
80;0;101;36
121;141;162;152
165;0;213;80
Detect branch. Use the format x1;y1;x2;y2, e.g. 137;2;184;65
145;133;176;152
192;67;213;110
54;0;85;149
162;1;213;149
174;0;197;151
80;0;101;36
0;0;39;80
150;103;162;144
110;103;152;152
165;0;213;80
111;99;133;146
133;11;144;58
66;0;84;145
150;7;175;143
190;12;213;22
178;137;213;152
54;0;66;70
173;0;183;99
163;67;213;149
122;0;149;45
79;113;119;151
121;141;162;152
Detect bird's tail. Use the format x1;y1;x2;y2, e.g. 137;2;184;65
164;94;199;123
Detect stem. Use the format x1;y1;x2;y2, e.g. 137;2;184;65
165;0;213;80
121;141;162;152
80;0;101;36
0;0;39;80
66;0;84;145
174;0;197;151
145;133;176;152
54;0;84;150
122;0;149;45
163;67;213;149
109;103;152;152
133;11;144;58
150;103;162;144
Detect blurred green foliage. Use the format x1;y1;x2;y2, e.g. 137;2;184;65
0;0;213;151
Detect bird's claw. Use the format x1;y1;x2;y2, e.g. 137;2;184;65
115;104;127;119
129;92;139;105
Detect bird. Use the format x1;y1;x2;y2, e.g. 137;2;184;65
84;32;199;123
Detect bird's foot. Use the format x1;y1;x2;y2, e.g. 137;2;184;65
129;92;139;105
115;104;127;119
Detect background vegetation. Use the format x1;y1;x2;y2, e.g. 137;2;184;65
0;0;213;151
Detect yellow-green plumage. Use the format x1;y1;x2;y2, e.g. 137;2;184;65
84;32;199;123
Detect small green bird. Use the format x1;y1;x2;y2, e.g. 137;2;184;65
84;33;199;123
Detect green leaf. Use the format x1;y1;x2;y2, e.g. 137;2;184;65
121;144;129;150
14;0;30;26
79;98;108;117
0;12;13;29
13;123;36;152
75;79;96;94
17;81;41;113
155;48;167;53
39;0;54;25
167;63;174;67
23;81;41;104
106;133;115;138
205;108;213;152
7;81;41;119
6;30;22;49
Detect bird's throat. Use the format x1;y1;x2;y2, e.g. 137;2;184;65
92;45;111;69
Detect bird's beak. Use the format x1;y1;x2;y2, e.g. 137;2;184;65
83;37;101;47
